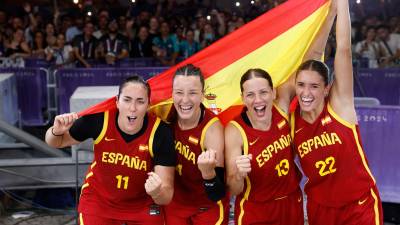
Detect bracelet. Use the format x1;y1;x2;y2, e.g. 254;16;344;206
51;127;63;136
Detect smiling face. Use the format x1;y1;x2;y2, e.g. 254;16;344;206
116;82;149;135
241;77;275;124
295;70;330;114
172;75;204;122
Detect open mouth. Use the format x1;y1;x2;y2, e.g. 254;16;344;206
301;96;313;106
179;105;193;113
253;105;266;117
127;116;137;123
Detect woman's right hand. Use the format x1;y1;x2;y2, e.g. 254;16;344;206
52;113;78;136
235;154;252;180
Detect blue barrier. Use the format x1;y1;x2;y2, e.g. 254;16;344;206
55;67;168;114
0;68;48;126
357;105;400;203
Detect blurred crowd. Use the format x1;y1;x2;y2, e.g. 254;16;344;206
0;0;398;68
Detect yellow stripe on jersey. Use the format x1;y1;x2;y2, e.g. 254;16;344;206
352;127;376;184
94;111;109;144
229;121;249;155
80;183;89;198
290;112;295;139
79;213;85;225
215;200;224;225
90;161;97;169
149;117;161;158
229;121;250;225
238;177;251;225
370;188;381;225
200;117;220;151
85;172;93;179
277;119;287;129
273;103;289;121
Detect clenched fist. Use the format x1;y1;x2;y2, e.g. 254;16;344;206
52;113;79;136
145;172;162;198
197;149;218;179
235;154;252;180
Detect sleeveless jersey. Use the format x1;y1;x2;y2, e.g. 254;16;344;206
172;107;221;207
291;102;376;207
78;108;162;220
232;105;300;204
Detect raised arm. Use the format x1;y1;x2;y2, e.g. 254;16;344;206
330;0;357;124
275;0;337;113
45;113;81;148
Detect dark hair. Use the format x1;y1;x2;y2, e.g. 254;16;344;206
376;25;390;31
296;59;330;86
240;68;273;92
173;64;205;91
118;76;151;101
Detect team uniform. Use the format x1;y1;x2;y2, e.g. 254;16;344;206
291;102;383;225
230;104;303;225
69;108;175;225
163;105;229;225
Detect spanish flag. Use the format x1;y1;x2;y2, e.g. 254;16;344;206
79;0;331;123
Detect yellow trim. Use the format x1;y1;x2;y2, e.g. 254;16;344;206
80;183;89;198
370;188;380;225
352;127;376;184
327;103;354;129
238;176;251;225
149;117;161;158
85;172;93;179
90;161;96;169
230;121;248;155
273;103;289;121
200;117;220;151
215;200;224;225
79;213;84;225
94;111;109;144
290;112;295;139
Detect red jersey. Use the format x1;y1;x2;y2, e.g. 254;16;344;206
172;107;221;207
231;105;300;203
291;102;376;207
78;108;161;220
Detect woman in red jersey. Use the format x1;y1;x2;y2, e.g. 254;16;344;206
163;64;228;225
225;68;304;225
290;0;383;224
45;76;176;225
224;2;337;224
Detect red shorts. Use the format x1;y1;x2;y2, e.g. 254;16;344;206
307;186;383;225
163;200;229;225
78;204;164;225
234;190;304;225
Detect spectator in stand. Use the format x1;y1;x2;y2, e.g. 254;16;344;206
354;26;384;68
200;23;217;48
179;29;200;59
130;26;153;58
97;19;129;65
45;33;75;68
148;17;160;42
377;25;400;67
45;23;57;48
93;15;109;39
72;21;97;68
66;15;84;43
31;30;46;58
152;21;179;66
5;28;31;59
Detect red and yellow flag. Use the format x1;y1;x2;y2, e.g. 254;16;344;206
79;0;331;124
